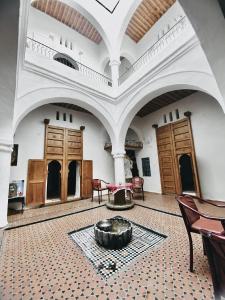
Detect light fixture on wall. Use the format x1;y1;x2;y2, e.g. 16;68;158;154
184;111;192;118
44;119;50;125
152;124;158;129
80;126;85;131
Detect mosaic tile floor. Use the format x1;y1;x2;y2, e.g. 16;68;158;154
0;200;214;299
69;217;166;280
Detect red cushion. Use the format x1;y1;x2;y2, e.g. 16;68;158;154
192;217;225;235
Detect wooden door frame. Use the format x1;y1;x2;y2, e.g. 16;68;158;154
44;124;83;202
156;117;201;196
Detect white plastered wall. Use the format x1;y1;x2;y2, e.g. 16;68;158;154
132;92;225;201
28;6;108;73
10;104;114;197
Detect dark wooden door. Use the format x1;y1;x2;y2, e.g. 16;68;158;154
81;160;93;199
156;124;177;194
156;118;201;196
44;125;83;201
171;118;201;196
26;159;46;206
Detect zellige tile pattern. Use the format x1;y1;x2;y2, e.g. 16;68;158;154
0;196;214;299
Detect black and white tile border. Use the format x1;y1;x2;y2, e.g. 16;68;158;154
69;217;167;280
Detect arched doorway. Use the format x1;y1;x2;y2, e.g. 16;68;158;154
53;53;79;70
47;160;61;200
125;128;141;178
68;161;77;197
179;154;195;193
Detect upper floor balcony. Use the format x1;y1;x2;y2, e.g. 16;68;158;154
24;12;195;98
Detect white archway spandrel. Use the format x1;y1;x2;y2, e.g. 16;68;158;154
14;87;116;146
117;70;225;144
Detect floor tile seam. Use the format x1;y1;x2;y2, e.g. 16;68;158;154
5;204;106;231
6;203;181;233
8;206;99;226
8;202;101;222
135;204;181;217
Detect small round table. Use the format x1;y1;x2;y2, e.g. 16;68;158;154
106;183;135;210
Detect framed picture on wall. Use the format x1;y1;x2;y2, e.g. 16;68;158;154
142;157;151;177
11;144;18;166
8;180;24;198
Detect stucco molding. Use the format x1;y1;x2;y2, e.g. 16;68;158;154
0;140;13;153
112;152;126;159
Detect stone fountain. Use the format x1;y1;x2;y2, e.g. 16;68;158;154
94;217;132;249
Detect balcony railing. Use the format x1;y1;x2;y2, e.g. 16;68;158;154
26;37;112;87
119;16;187;85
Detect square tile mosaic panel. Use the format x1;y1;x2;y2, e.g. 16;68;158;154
69;217;166;280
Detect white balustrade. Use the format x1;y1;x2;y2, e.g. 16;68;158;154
119;17;187;85
26;37;112;88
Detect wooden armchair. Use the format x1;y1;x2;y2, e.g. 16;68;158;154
132;177;144;200
176;195;225;272
185;194;225;207
91;179;110;204
201;231;225;300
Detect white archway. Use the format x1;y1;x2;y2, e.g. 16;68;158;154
30;0;111;57
117;71;225;144
58;0;111;55
116;0;142;54
14;86;116;146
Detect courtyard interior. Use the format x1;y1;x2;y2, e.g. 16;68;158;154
0;193;216;299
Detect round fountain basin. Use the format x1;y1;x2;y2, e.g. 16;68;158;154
94;217;132;249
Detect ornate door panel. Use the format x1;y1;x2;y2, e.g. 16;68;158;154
171;118;201;196
66;129;83;161
26;159;46;206
156;118;201;196
44;125;84;202
156;124;177;194
81;160;93;199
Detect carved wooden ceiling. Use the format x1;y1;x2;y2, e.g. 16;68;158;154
54;91;196;118
126;0;176;43
53;103;91;114
31;0;102;44
137;90;196;117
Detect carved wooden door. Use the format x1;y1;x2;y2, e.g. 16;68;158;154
26;159;46;206
81;160;93;199
156;124;177;194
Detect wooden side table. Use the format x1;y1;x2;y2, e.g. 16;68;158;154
8;196;25;212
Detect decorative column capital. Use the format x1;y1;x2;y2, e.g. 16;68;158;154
109;59;121;67
0;139;13;153
112;152;126;159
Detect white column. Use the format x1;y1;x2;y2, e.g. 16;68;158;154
113;152;126;184
0;141;13;228
109;59;121;88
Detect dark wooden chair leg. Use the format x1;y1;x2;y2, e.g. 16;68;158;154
142;187;144;200
92;190;94;201
202;236;206;256
108;190;110;201
100;191;102;204
188;232;194;272
98;190;100;204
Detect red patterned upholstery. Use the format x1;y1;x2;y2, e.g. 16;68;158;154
132;177;144;200
91;179;109;204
